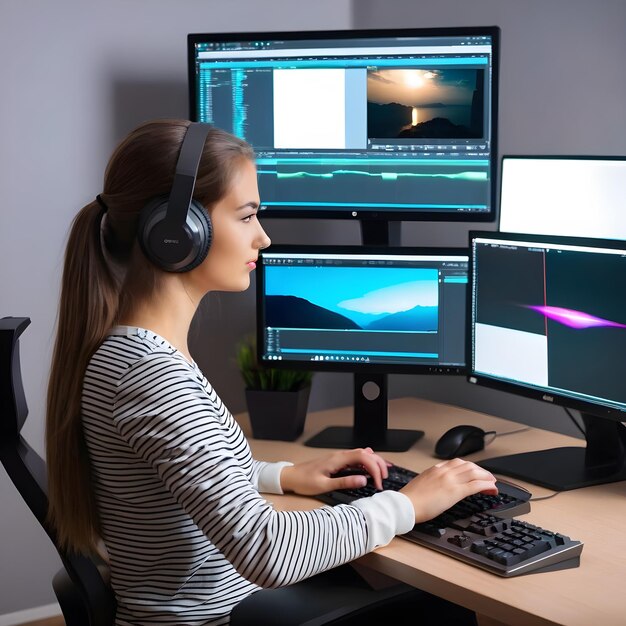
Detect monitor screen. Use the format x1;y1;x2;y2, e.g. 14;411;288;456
257;245;468;451
188;26;500;222
498;155;626;239
468;231;626;490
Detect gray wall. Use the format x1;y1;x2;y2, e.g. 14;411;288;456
1;0;626;616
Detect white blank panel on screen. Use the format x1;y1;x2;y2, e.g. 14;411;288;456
273;69;346;150
498;157;626;240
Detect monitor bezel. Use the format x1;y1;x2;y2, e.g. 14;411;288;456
188;25;500;223
256;243;470;376
467;229;626;424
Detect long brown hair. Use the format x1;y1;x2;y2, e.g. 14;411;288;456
46;119;254;554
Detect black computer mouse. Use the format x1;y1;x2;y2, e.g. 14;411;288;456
434;425;486;459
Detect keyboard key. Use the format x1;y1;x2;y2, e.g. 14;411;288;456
448;534;473;548
414;522;446;538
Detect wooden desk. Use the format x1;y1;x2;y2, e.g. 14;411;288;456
236;397;626;626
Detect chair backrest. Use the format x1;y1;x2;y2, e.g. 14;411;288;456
0;316;116;626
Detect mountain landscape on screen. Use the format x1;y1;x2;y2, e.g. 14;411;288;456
266;295;437;332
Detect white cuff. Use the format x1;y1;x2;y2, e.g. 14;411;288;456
257;461;294;494
351;490;415;551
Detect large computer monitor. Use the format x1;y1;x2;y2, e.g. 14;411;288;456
188;26;500;240
468;231;626;491
498;155;626;239
256;245;468;451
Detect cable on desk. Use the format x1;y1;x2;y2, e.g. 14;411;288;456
529;491;561;501
495;426;531;436
484;426;531;446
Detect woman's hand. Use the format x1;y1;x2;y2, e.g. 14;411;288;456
280;447;389;495
400;458;498;524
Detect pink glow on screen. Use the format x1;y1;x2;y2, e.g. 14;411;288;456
527;305;626;329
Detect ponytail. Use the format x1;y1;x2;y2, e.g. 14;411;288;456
46;199;118;554
45;118;256;555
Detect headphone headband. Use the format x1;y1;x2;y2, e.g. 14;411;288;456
163;123;211;227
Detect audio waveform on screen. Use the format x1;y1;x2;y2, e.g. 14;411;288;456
257;169;487;181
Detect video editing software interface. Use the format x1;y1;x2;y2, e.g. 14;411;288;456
499;156;626;239
257;247;468;372
470;234;626;414
189;28;498;219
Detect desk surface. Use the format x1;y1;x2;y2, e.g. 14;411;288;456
236;397;626;626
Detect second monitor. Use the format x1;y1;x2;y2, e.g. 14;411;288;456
256;245;468;451
498;155;626;239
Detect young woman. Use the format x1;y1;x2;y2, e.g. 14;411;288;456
46;119;497;625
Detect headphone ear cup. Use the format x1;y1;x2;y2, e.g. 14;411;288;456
138;195;168;267
138;197;212;272
184;200;212;271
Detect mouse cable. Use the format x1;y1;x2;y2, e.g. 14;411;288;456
529;490;561;501
492;426;531;437
483;426;530;446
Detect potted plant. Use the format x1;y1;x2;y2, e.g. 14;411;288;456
236;335;313;441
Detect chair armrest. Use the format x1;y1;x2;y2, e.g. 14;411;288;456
52;568;89;626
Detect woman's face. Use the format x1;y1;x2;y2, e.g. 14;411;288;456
194;158;271;293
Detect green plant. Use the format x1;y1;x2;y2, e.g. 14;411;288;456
236;335;313;392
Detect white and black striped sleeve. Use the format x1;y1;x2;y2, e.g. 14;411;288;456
113;353;377;589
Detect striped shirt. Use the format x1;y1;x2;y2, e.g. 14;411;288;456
82;326;414;625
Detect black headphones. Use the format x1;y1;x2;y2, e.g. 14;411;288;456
138;122;213;273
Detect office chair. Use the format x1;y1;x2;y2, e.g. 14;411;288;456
1;316;426;625
0;317;116;626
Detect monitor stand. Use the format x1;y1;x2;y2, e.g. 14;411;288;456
360;219;401;247
479;413;626;491
304;219;420;451
304;373;424;452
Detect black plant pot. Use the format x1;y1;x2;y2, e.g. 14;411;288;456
245;385;311;441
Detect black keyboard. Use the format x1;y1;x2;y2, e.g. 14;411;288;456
318;464;532;519
318;464;583;577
